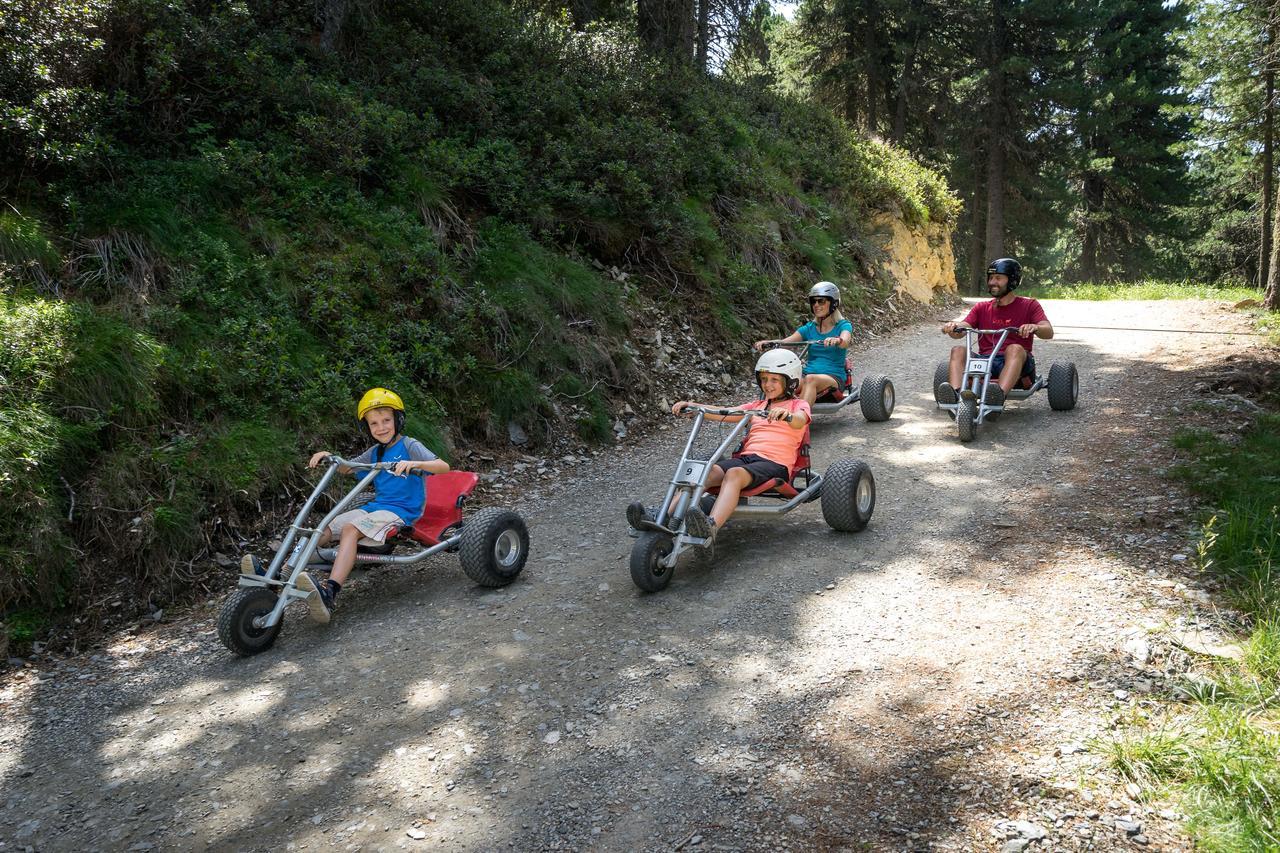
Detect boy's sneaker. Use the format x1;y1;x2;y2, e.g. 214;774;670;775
295;571;335;624
984;384;1006;407
684;506;715;541
240;554;266;577
937;382;959;405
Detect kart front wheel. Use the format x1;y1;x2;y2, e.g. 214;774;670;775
218;588;283;657
630;532;675;592
957;397;978;442
1048;361;1079;411
459;508;529;587
859;375;895;422
820;459;875;532
932;360;951;404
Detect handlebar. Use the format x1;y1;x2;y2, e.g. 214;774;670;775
676;404;770;418
758;340;810;350
327;456;427;475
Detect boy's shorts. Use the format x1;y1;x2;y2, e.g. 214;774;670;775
717;454;789;489
328;509;406;546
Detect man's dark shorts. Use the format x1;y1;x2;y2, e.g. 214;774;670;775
717;454;789;488
990;353;1036;382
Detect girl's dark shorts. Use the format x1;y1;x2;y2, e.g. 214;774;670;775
717;454;789;488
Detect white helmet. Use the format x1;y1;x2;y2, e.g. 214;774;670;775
808;281;840;308
754;349;803;397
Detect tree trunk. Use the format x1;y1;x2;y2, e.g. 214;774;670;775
637;0;696;60
892;29;920;144
1080;168;1104;283
318;0;353;53
983;0;1007;264
695;0;710;71
569;0;597;29
1261;14;1276;290
863;0;881;135
969;145;987;294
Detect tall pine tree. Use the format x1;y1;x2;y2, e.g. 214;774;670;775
1068;0;1191;281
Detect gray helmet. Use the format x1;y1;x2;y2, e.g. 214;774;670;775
808;281;840;309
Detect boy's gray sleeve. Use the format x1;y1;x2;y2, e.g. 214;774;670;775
404;438;437;462
351;446;375;464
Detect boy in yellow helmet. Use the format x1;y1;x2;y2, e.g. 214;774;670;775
241;388;449;622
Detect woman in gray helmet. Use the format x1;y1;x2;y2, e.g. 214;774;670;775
753;281;853;405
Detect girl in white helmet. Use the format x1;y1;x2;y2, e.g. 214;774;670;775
753;281;853;405
634;350;810;539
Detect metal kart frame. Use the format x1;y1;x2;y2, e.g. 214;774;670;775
758;340;893;417
935;326;1047;427
634;405;825;570
234;457;459;630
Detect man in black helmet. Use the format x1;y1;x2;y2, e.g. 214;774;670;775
938;258;1053;406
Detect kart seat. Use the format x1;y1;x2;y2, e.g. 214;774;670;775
407;471;480;546
708;426;813;500
812;353;855;404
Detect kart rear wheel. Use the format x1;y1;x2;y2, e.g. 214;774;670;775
957;397;978;442
820;458;875;532
1048;361;1079;411
459;508;529;587
630;532;675;592
218;588;283;657
932;360;951;404
859;375;895;422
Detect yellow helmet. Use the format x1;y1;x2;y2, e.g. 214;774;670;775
356;388;406;438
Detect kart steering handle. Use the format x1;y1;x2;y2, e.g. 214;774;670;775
677;404;769;418
758;340;810;350
328;456;428;475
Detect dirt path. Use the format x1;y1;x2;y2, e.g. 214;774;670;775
0;299;1262;852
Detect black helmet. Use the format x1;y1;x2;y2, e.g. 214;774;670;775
986;258;1022;290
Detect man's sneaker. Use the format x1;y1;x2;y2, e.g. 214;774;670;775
936;382;959;405
984;384;1006;407
295;571;334;624
240;554;266;577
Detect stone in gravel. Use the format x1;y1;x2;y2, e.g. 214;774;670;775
1014;821;1047;840
1115;818;1142;835
786;814;809;830
543;730;561;744
507;422;529;446
1122;637;1151;665
1169;630;1244;661
1001;841;1029;853
406;827;427;840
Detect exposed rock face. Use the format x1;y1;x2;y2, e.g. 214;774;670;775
869;212;956;303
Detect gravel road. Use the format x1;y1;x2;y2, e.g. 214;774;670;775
0;298;1262;851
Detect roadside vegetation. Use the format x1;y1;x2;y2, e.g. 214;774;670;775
1021;281;1264;302
1103;321;1280;851
0;0;956;646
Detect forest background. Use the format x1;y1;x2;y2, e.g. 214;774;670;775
1;0;1277;643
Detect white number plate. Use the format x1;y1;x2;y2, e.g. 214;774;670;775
967;359;990;374
676;461;707;485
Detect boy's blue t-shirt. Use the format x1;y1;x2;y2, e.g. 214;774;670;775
352;436;436;522
797;319;854;380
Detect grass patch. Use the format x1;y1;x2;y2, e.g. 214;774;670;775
1105;413;1280;849
1022;280;1263;302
